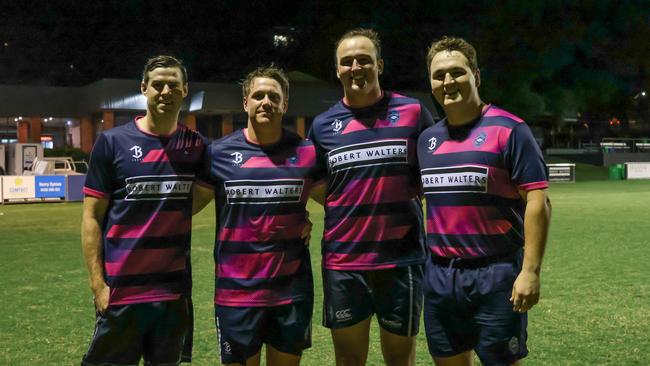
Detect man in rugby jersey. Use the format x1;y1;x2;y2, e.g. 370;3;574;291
418;36;552;366
308;28;434;366
192;65;322;366
81;55;208;366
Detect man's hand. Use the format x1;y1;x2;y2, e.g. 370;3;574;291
510;269;540;313
301;213;313;246
93;283;110;315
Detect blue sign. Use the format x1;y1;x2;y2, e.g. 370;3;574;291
35;176;66;198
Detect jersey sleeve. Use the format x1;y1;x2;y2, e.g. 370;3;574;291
418;102;435;132
306;119;329;176
83;133;113;199
307;123;317;143
195;141;216;188
306;143;327;185
504;123;549;191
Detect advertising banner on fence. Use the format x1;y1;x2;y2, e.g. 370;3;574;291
625;162;650;179
547;163;576;182
35;175;66;199
1;176;36;200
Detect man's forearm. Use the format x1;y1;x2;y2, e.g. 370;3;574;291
82;217;106;292
81;197;109;293
521;190;552;273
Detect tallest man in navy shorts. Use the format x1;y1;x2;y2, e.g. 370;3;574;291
417;36;552;366
80;55;208;366
309;28;434;366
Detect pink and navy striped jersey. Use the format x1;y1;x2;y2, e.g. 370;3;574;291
417;105;549;259
200;129;323;307
83;119;208;305
309;92;434;270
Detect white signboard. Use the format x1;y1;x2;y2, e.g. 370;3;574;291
547;163;576;183
2;176;36;200
625;162;650;179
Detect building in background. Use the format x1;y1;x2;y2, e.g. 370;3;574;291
0;72;438;154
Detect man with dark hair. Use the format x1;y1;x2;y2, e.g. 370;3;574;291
309;28;434;366
418;36;552;366
81;55;208;366
192;65;323;366
142;55;189;85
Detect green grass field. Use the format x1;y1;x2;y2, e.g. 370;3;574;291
1;165;649;365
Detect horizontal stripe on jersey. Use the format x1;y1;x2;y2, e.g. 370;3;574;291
104;248;186;276
84;119;206;304
108;270;186;288
309;92;434;270
214;256;313;307
426;232;522;258
200;129;321;307
109;286;182;306
418;105;548;259
103;234;190;253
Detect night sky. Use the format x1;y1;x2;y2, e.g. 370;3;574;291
1;0;649;123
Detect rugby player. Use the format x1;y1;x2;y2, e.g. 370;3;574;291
308;28;434;366
81;55;207;365
418;36;552;366
192;65;323;366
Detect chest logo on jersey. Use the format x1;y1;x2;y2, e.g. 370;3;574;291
231;152;243;166
124;175;194;201
224;179;304;205
474;132;487;147
420;165;488;194
388;110;400;124
331;119;344;134
327;139;408;172
130;145;143;161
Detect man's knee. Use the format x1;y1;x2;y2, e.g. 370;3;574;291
380;331;416;366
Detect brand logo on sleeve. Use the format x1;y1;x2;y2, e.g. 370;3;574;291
327;139;408;172
420;165;488;194
124;175;194;201
224;179;304;204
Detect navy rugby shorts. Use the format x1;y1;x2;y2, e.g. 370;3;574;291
322;265;423;336
423;251;528;365
215;299;313;365
81;297;193;366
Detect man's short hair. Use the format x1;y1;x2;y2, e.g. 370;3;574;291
334;28;382;63
241;64;290;100
142;55;188;85
426;36;478;73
